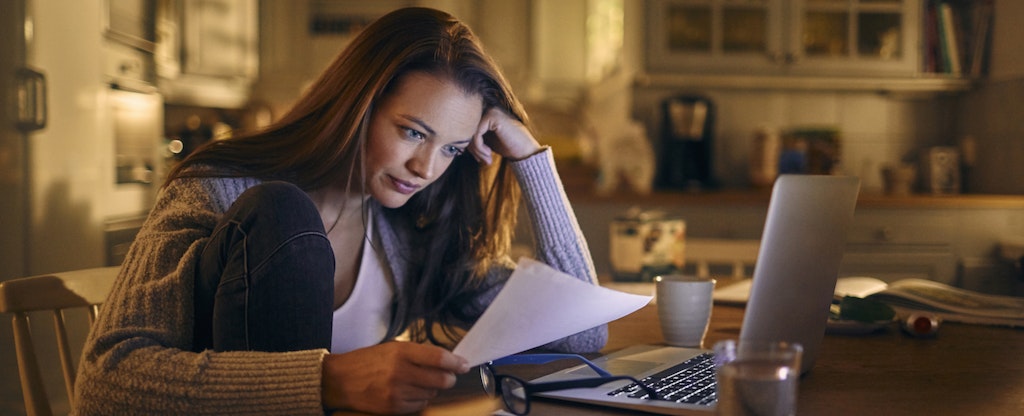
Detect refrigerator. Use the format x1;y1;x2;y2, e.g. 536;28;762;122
1;0;163;413
1;0;166;279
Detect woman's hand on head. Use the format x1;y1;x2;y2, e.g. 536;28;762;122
321;342;470;414
470;108;543;165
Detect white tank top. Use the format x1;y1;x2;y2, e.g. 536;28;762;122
330;212;393;353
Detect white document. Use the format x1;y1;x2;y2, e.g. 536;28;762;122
453;257;652;366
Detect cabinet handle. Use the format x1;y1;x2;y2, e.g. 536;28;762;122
16;67;47;131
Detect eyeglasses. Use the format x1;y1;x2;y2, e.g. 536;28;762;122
479;353;660;415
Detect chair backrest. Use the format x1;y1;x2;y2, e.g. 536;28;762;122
0;267;119;416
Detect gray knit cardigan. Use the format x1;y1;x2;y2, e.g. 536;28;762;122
72;149;607;415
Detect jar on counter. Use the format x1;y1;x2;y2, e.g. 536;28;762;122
609;208;686;282
749;127;780;188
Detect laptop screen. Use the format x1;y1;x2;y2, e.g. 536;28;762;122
530;175;860;415
740;174;860;372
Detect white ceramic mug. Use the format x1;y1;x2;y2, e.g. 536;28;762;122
655;274;715;348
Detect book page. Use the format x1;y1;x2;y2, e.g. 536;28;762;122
713;276;889;305
834;276;889;299
868;279;1024;322
712;278;752;304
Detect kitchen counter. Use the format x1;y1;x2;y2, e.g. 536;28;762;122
557;164;1024;209
567;188;1024;210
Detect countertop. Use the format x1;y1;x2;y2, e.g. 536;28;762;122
568;188;1024;209
557;165;1024;209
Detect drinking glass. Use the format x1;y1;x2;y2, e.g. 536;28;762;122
713;340;802;416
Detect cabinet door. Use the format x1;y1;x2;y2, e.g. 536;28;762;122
181;0;258;78
647;0;786;74
645;0;919;77
787;0;919;76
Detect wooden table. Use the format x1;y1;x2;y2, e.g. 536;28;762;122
338;301;1024;415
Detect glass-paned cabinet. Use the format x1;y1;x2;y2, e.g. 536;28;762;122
646;0;920;77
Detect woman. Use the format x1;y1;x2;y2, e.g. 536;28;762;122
74;7;605;415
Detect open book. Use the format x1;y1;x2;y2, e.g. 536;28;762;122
715;277;1024;328
834;277;1024;328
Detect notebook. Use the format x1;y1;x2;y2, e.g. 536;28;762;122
530;174;860;415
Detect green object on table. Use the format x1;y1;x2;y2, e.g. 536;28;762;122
837;296;896;323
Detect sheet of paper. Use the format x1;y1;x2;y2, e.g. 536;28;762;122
712;279;752;305
453;257;652;366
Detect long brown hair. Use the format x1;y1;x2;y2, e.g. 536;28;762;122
167;7;527;345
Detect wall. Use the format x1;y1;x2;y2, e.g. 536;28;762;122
987;0;1024;82
957;0;1024;194
958;79;1024;194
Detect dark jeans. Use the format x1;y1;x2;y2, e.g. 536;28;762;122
193;181;335;352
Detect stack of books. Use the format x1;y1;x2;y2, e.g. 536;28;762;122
924;0;994;77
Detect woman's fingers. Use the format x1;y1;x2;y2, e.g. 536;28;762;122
471;108;541;164
321;342;469;414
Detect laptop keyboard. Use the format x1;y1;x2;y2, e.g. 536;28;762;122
606;353;717;406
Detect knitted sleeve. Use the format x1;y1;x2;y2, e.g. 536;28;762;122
510;149;598;283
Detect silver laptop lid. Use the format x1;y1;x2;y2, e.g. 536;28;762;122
740;174;860;373
530;175;860;415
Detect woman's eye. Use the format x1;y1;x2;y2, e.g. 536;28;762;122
443;145;465;157
403;127;425;141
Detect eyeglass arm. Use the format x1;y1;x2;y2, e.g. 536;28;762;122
524;376;660;400
490;353;612;377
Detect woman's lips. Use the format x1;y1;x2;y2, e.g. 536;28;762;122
389;176;420;195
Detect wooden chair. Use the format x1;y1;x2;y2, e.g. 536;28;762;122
0;267;119;416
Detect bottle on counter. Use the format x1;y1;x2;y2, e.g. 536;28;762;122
749;126;780;188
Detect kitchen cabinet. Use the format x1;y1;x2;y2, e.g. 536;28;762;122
156;0;258;108
182;0;258;78
646;0;919;77
640;0;983;93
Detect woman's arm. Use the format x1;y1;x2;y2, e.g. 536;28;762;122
507;149;608;352
470;108;598;282
510;149;599;283
469;109;607;353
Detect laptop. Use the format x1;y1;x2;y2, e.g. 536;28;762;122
530;174;860;415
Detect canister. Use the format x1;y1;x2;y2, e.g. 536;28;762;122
750;126;780;187
609;208;686;281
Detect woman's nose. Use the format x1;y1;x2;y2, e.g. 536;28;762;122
407;149;436;179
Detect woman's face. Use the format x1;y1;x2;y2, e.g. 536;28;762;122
364;72;483;208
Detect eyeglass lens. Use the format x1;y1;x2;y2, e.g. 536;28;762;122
480;365;496;396
500;377;529;415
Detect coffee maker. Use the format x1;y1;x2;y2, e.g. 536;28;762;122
655;95;716;190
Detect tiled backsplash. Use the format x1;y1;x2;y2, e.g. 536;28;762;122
633;87;962;193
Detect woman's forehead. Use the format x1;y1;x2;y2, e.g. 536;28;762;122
378;72;483;139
